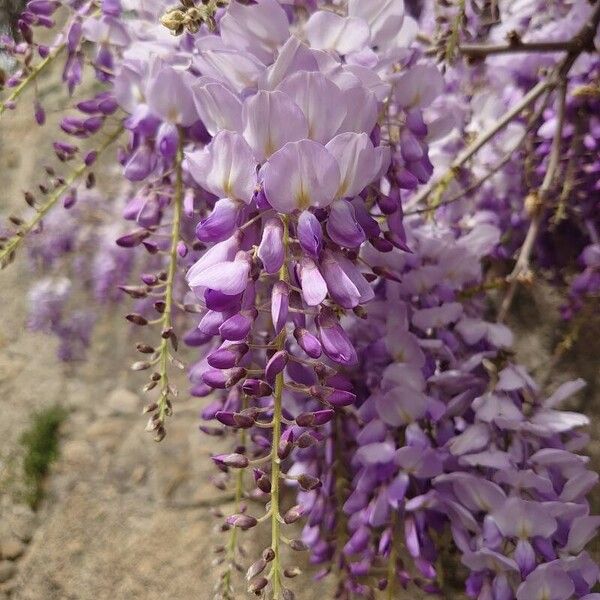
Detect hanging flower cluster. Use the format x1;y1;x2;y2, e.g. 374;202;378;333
0;1;599;599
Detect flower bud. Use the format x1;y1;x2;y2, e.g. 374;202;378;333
212;453;249;469
278;428;294;460
247;577;268;594
242;379;273;398
297;474;321;491
271;281;289;335
295;409;335;428
246;558;267;581
258;217;284;274
215;411;255;429
283;505;305;525
293;327;322;359
219;312;253;341
297;210;322;258
265;350;288;383
262;548;275;562
288;539;308;552
226;514;258;530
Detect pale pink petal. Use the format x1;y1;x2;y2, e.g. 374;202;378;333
348;0;405;49
186;131;257;202
278;71;347;143
192;81;243;136
220;0;289;64
305;11;370;55
243;90;308;162
326;132;380;198
262;140;340;213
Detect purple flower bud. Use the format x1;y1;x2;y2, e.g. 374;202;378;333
26;0;60;16
207;343;248;369
196;198;240;243
278;428;294;459
395;167;419;190
326;200;365;248
324;388;356;407
293;327;322;358
258;217;284;274
406;109;427;137
101;0;122;17
34;101;45;125
265;350;289;383
124;144;157;182
216;411;255;429
242;378;273;398
271;281;289;335
77;99;99;114
295;409;334;428
226;514;258;530
84;150;97;166
297;210;323;258
116;229;149;248
296;431;321;448
252;469;271;494
177;241;188;258
83;116;103;134
53;141;78;160
298;256;327;307
212;453;249;469
297;473;321;491
283;505;305;525
316;309;358;365
203;367;246;389
400;129;424;162
343;526;370;556
98;96;118;115
62;188;77;209
219;307;253;339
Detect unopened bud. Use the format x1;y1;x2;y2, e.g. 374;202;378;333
283;505;304;525
288;539;308;552
246;558;267;581
226;514;258;530
212;453;249;469
297;473;321;491
248;576;268;594
262;548;275;563
126;313;148;326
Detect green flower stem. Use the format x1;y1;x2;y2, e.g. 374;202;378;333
268;216;289;599
0;124;123;268
386;513;398;600
156;127;185;425
0;44;65;118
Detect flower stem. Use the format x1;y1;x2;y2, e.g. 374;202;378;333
268;216;289;599
386;513;398;600
0;124;123;269
156;127;185;427
0;44;65;117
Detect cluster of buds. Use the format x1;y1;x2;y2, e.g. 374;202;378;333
160;0;228;35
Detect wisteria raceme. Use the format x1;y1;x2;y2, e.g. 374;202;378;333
0;0;599;599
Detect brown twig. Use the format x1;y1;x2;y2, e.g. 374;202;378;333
497;1;600;321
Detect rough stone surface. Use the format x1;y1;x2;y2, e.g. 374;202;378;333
0;563;15;584
0;540;24;562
